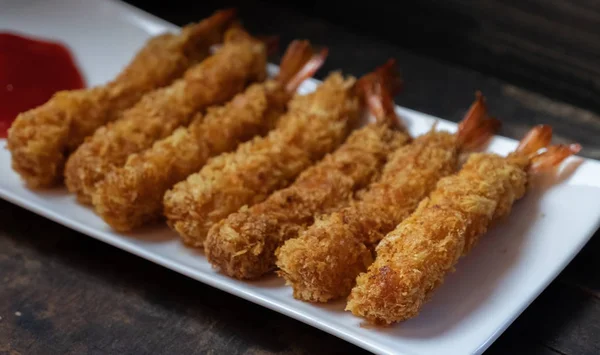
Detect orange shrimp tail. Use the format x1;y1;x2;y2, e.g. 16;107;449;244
456;91;501;151
357;67;404;130
276;40;313;87
515;124;553;157
191;8;237;36
279;42;329;93
181;8;237;51
529;143;581;173
379;59;403;96
207;8;237;26
359;59;403;97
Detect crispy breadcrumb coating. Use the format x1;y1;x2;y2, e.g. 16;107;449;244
276;93;500;302
64;27;267;204
92;41;325;231
164;72;360;247
92;84;279;230
276;131;458;302
7;9;236;188
204;61;410;279
346;125;580;325
206;124;410;279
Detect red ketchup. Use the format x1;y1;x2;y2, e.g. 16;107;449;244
0;32;85;138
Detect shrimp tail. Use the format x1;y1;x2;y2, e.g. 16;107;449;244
376;58;403;96
276;40;314;87
456;91;501;151
357;59;403;96
529;143;581;173
357;61;405;130
513;124;579;172
515;124;553;157
208;8;237;25
279;41;329;93
180;9;238;56
182;8;238;42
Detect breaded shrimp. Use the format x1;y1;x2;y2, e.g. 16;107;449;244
64;27;268;204
92;40;327;231
7;9;236;188
276;93;500;303
163;64;391;247
204;60;411;279
347;125;581;325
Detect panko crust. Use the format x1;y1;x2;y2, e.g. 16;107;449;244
92;81;286;231
164;134;311;247
276;131;459;302
7;11;234;188
205;124;410;279
64;30;267;203
347;153;528;324
164;72;360;247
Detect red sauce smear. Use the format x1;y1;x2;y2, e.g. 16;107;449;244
0;32;85;138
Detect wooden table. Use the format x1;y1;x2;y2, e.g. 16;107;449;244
2;1;598;354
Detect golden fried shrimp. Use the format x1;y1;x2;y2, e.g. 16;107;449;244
64;27;268;204
276;93;500;303
92;40;327;231
204;60;411;279
164;64;390;247
347;125;580;325
7;9;236;188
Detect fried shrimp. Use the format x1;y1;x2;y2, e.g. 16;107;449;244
92;40;327;231
163;64;392;247
7;9;236;188
346;125;580;325
204;60;411;279
64;27;268;204
276;93;500;303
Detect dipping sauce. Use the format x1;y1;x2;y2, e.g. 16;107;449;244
0;32;85;137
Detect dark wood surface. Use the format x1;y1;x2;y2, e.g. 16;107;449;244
2;1;599;354
265;0;600;117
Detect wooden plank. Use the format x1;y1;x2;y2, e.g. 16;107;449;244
251;0;600;114
559;231;600;299
501;282;600;355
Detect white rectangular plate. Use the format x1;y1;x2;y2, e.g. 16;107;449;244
2;1;600;354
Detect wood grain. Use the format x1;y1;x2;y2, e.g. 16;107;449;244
262;0;600;114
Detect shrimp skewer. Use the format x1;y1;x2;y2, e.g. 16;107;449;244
164;63;393;248
347;125;580;325
204;60;410;279
276;92;500;303
7;9;236;188
92;40;327;231
64;26;269;204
